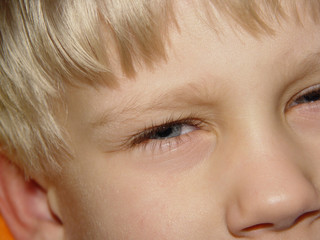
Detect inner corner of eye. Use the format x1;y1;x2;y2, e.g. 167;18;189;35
286;101;297;110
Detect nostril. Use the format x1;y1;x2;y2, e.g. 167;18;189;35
240;210;320;233
293;210;320;225
242;223;274;232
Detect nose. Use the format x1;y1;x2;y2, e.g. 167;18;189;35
225;129;320;237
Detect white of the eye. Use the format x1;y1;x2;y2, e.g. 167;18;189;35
180;124;197;135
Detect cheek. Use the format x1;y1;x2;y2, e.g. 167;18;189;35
287;109;320;180
54;133;220;239
287;105;320;137
287;106;320;144
130;131;216;173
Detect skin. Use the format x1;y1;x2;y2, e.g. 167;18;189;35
47;2;320;239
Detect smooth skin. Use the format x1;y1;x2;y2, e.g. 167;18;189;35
41;2;320;239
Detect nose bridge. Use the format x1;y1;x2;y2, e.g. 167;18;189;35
225;113;320;237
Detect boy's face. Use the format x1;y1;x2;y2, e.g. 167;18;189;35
50;3;320;239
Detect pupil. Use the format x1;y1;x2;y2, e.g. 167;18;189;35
152;125;182;139
157;127;174;138
304;91;320;102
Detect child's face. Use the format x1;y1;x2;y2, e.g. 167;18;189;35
50;3;320;239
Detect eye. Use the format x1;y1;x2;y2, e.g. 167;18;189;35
130;119;202;146
287;84;320;109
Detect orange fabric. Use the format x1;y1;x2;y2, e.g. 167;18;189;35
0;215;13;240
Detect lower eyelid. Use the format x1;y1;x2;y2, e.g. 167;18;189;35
141;128;212;156
288;100;320;115
133;131;216;171
143;131;193;154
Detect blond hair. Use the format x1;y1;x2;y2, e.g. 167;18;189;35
0;0;319;177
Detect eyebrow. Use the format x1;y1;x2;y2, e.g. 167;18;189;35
90;79;216;129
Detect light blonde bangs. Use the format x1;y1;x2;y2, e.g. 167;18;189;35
1;0;320;177
204;0;320;35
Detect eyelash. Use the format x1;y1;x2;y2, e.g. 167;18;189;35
128;117;204;150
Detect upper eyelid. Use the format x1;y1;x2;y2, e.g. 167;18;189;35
294;84;320;99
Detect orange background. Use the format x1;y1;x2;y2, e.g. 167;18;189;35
0;216;13;240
